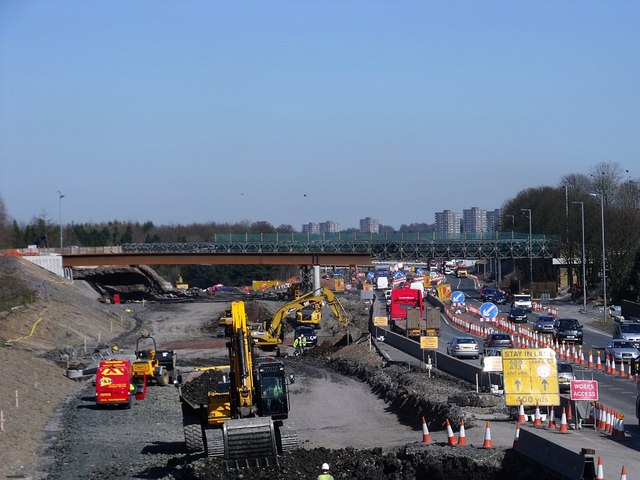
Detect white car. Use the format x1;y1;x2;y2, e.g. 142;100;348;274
609;305;623;321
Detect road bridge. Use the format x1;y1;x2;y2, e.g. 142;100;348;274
55;231;559;267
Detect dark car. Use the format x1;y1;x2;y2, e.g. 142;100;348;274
553;318;583;345
483;333;514;352
508;307;528;324
480;287;499;302
294;326;318;347
492;291;508;305
533;316;556;334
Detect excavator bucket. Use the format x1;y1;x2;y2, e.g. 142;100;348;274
222;417;278;469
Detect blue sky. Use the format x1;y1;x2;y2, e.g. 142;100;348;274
1;1;638;230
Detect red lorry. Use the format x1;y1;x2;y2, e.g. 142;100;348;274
389;285;424;321
95;359;133;408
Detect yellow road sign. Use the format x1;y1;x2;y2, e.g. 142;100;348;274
373;316;388;327
420;336;438;349
502;348;560;406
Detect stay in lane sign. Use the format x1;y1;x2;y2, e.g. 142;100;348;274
502;348;560;407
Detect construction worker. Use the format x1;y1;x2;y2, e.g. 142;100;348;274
317;462;334;480
293;334;307;356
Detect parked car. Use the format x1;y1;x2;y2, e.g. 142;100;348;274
294;326;318;347
508;307;528;324
612;321;640;348
533;316;556;334
557;361;575;392
446;337;480;359
553;318;583;345
483;333;514;352
605;339;640;363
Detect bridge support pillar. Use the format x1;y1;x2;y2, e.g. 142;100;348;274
313;265;321;295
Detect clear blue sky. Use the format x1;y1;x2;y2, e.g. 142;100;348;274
1;1;638;230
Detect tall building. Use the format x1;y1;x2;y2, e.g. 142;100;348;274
319;221;340;233
301;223;319;234
435;210;461;236
486;209;501;231
462;207;488;233
359;217;379;234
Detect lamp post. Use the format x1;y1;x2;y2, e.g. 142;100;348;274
58;191;64;249
572;201;587;313
521;209;533;288
589;193;607;322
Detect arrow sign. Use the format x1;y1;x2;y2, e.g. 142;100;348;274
480;302;498;319
367;272;375;279
451;291;465;304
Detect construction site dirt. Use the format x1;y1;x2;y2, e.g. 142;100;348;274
0;256;566;479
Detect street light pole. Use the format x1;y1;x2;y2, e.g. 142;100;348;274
572;201;587;313
58;191;64;249
521;209;533;289
589;193;607;322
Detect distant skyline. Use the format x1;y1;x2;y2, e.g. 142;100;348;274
1;1;639;230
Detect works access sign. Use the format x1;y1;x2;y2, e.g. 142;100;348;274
570;380;598;401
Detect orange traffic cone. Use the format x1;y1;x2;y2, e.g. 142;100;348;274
517;399;526;423
533;403;542;427
558;407;569;433
596;353;602;371
421;416;434;444
457;419;467;446
481;421;493;448
596;456;604;480
547;405;556;430
588;350;594;368
567;401;573;424
445;419;457;446
513;421;520;448
620;465;627;480
620;359;626;377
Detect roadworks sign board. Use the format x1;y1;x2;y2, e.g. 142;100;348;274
373;316;389;327
420;336;438;349
570;380;598;401
502;348;560;407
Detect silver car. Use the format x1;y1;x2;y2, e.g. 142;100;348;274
447;337;480;359
533;316;555;334
605;339;640;363
557;361;575;392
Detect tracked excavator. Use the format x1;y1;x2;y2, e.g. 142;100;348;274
177;301;297;468
251;288;350;351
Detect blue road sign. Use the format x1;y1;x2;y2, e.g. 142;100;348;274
451;291;465;304
415;268;424;275
367;271;375;279
480;302;499;319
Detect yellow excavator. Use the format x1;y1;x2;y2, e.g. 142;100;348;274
177;301;296;467
251;288;350;351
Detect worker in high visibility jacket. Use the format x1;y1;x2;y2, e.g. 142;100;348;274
317;463;334;480
293;335;307;356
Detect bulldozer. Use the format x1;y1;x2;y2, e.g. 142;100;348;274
177;301;296;468
131;335;176;390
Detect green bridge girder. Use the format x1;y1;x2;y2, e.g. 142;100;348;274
123;232;559;262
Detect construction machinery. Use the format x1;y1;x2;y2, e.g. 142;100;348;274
178;301;296;467
251;288;350;352
131;335;176;389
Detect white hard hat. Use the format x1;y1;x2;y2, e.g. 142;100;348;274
322;463;330;471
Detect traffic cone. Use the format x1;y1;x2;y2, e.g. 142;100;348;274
457;419;467;446
611;357;617;376
421;416;434;444
513;421;520;448
580;349;585;366
587;403;595;426
558;407;569;433
588;350;594;368
445;419;457;446
595;456;604;480
596;353;602;371
597;404;605;430
620;465;627;480
547;405;556;430
567;401;573;424
481;421;493;448
611;413;626;440
605;408;612;434
620;359;626;377
628;362;635;381
517;399;526;423
533;403;542;427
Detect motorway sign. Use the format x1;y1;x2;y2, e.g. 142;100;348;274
570;380;598;401
451;291;465;304
502;348;560;407
480;302;498;319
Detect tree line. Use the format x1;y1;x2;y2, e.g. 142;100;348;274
1;161;638;300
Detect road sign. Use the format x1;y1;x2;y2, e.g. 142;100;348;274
367;271;375;279
420;336;438;349
480;302;498;319
502;348;560;406
570;380;598;401
451;291;465;304
373;316;388;327
482;356;503;372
